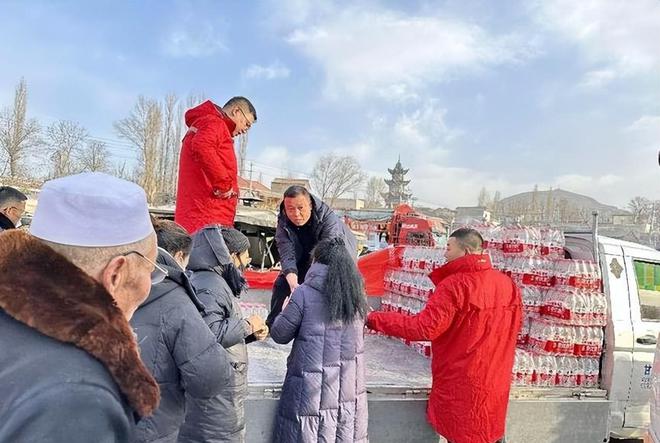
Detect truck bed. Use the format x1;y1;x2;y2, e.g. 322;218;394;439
243;290;610;442
248;334;432;388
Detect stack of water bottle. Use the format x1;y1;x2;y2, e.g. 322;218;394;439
238;301;270;320
378;246;447;358
470;224;607;389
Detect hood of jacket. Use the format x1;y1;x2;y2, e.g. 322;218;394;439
187;226;233;271
184;100;236;134
0;230;160;417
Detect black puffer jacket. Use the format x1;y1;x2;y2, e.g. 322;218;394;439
179;227;252;443
131;249;233;443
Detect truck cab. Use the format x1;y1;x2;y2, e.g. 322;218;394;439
567;233;660;438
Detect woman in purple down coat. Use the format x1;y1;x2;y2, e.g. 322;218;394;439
270;237;369;443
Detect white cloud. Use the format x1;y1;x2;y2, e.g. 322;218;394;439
626;115;660;142
577;68;618;90
243;61;291;80
163;23;226;58
534;0;660;77
281;5;535;100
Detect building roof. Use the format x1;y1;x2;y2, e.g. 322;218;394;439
237;176;271;193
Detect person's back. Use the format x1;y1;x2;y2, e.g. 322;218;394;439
0;309;134;441
428;256;521;441
0;173;161;442
270;238;368;443
0;231;158;442
179;227;266;443
368;228;521;443
131;245;232;443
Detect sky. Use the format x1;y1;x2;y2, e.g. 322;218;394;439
1;0;659;209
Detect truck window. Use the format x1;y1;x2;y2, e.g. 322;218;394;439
633;260;660;321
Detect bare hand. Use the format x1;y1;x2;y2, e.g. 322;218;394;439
254;325;269;341
282;296;291;311
213;189;235;199
285;273;299;292
247;315;266;335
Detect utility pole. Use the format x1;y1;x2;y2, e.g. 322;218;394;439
249;162;254;193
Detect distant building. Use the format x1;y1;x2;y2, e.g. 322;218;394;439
455;206;491;224
238;177;281;209
612;211;635;225
332;198;365;210
270;177;311;195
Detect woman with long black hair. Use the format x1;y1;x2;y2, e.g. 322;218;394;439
270;237;369;442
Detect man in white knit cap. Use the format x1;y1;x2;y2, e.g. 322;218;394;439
0;172;161;442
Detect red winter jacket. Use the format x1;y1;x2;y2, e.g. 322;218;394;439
368;254;522;443
175;100;239;233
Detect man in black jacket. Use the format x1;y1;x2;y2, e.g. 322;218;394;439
0;186;27;231
266;185;357;327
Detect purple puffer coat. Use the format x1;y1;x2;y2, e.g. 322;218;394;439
270;263;368;443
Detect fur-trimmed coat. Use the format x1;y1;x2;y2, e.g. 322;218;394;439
0;231;160;442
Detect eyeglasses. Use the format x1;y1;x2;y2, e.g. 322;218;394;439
237;107;252;130
121;250;169;285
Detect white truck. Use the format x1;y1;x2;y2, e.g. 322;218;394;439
244;227;660;442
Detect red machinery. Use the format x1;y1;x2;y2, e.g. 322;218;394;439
387;204;435;247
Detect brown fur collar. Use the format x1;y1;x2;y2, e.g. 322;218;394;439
0;230;159;417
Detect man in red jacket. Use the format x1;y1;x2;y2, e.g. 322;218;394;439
175;97;257;234
367;228;522;443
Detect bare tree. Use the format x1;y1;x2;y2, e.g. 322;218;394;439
477;187;491;208
629;196;652;224
0;78;41;177
113;161;132;181
365;176;387;208
311;154;366;206
79;140;110;173
45;120;88;178
114;96;163;203
157;93;179;203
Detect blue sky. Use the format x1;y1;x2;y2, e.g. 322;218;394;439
1;0;659;208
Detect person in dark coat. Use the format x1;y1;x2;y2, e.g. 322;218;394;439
270;237;369;443
0;173;160;442
266;185;357;328
0;186;27;231
179;226;267;443
131;219;234;442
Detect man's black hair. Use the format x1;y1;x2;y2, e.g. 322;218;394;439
449;228;484;254
223;96;257;121
283;185;311;200
0;186;27;209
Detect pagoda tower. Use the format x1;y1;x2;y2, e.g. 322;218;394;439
382;157;412;208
